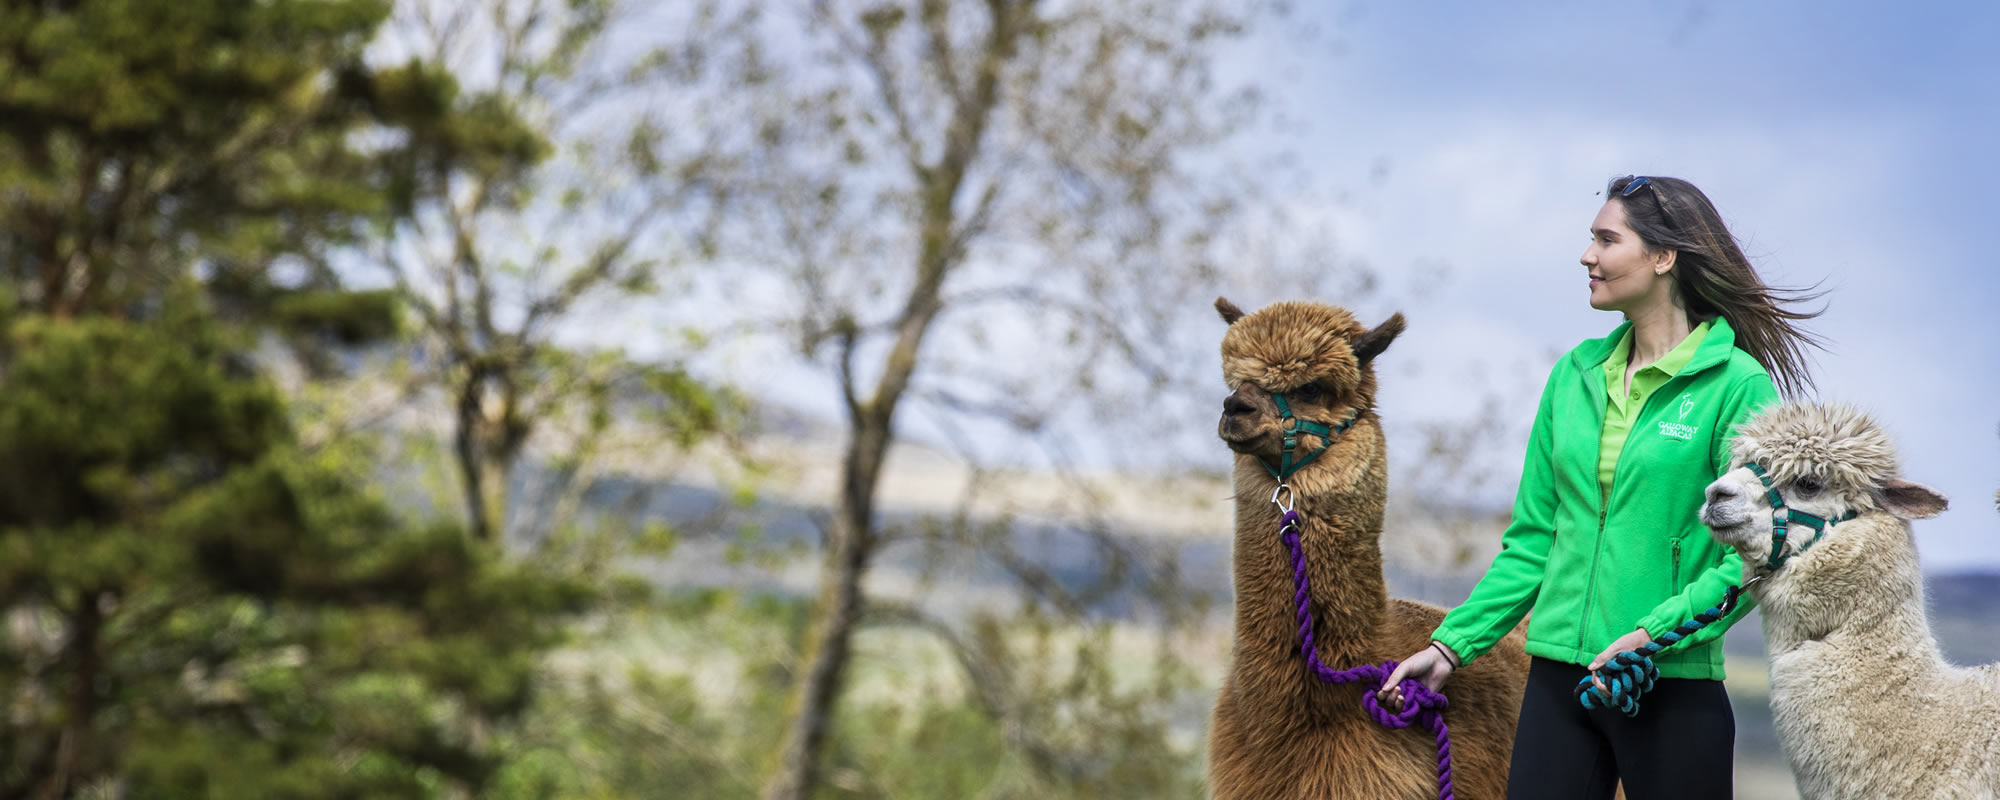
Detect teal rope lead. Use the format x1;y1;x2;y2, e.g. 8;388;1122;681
1573;584;1750;717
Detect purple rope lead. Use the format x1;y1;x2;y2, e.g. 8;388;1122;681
1281;509;1456;800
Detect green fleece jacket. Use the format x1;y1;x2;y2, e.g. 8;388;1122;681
1431;316;1780;680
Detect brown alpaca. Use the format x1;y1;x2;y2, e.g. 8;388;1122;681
1207;297;1530;800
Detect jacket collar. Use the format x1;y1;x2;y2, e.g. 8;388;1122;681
1570;315;1739;375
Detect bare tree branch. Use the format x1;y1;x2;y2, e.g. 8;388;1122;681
835;319;862;425
521;193;671;336
919;0;965;103
713;2;1318;797
818;3;930;177
365;0;735;545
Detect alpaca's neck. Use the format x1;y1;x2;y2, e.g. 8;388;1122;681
1228;457;1391;688
1776;552;1944;672
1764;577;1960;800
1768;593;1947;670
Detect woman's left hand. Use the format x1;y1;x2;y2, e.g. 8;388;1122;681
1585;627;1654;692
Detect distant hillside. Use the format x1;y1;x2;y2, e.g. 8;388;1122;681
602;458;2000;668
1928;571;2000;666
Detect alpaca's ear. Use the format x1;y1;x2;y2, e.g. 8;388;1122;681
1215;296;1246;326
1352;312;1407;366
1875;480;1949;520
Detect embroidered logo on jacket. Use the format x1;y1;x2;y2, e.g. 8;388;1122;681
1661;394;1698;440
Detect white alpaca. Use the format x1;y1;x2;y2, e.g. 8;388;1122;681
1701;403;2000;800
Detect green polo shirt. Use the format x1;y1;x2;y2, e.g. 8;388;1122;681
1598;320;1711;504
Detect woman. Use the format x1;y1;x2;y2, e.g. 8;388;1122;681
1379;175;1823;799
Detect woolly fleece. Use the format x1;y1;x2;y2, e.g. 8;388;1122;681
1207;297;1529;800
1708;403;2000;800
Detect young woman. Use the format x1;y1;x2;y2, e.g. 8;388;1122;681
1378;175;1823;799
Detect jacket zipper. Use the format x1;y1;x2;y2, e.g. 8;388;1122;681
1672;539;1683;587
1576;383;1610;653
1575;372;1687;653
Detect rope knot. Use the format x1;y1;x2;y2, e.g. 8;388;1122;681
1576;650;1661;717
1360;666;1451;729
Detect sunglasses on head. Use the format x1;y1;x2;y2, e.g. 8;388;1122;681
1616;175;1680;228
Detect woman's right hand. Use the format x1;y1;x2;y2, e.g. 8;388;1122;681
1376;643;1458;711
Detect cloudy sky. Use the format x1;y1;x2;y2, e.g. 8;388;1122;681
1236;0;2000;569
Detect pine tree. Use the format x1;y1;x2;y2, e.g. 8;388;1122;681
0;289;594;797
0;1;594;795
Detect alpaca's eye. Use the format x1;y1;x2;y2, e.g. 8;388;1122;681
1292;383;1324;401
1794;476;1825;497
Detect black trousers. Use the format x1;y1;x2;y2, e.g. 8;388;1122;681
1506;656;1735;800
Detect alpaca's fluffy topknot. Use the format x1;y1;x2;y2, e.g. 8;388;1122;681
1728;402;1901;492
1218;302;1367;393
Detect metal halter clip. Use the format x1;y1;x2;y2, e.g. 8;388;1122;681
1718;574;1765;616
1270;483;1296;513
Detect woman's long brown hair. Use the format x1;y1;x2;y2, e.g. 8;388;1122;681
1607;175;1827;397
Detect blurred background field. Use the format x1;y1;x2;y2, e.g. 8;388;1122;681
2;0;1995;798
619;434;2000;800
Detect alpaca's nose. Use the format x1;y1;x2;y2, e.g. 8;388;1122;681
1705;481;1740;506
1223;393;1256;417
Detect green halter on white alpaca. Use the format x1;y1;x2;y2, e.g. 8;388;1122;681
1747;462;1857;571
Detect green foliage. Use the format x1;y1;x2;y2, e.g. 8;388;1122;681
481;591;1205;800
361;0;735;544
0;0;532;339
0;0;1219;796
0;1;584;790
490;668;751;800
639;363;743;450
0;290;282;536
271;288;402;346
0;305;594;796
355;58;550;214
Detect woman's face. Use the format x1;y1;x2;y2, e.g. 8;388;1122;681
1581;199;1674;313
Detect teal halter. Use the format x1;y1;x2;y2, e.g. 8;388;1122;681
1262;392;1358;481
1747;463;1858;572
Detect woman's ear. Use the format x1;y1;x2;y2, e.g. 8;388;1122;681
1654;248;1678;275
